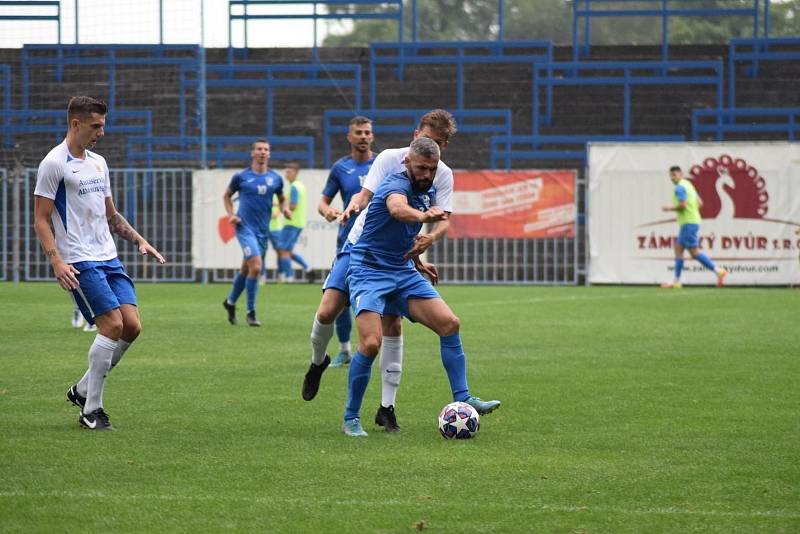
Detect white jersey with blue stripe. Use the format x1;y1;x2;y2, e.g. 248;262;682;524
346;146;453;246
34;141;117;263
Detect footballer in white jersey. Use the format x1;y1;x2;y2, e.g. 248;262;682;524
35;141;117;264
33;96;164;431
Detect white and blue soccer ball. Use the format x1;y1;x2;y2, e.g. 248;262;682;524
438;401;480;439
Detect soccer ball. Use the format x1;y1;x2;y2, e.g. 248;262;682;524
438;401;480;439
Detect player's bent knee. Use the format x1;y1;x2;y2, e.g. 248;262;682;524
124;320;142;341
439;314;460;337
360;334;382;357
97;317;124;339
384;362;402;386
317;305;340;325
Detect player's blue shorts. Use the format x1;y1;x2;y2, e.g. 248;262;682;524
279;225;303;251
323;248;351;294
677;223;700;249
324;246;404;316
71;257;137;325
236;225;268;260
347;262;440;321
267;230;282;251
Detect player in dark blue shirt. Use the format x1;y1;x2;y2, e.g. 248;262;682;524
340;137;501;437
317;116;376;367
222;139;291;326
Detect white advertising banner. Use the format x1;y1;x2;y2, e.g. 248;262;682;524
588;142;800;285
192;169;339;270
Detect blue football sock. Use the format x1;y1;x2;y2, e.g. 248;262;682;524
440;333;470;402
696;253;716;271
291;253;309;271
228;272;246;304
279;257;292;277
335;309;352;343
245;277;259;312
345;352;374;421
674;258;684;280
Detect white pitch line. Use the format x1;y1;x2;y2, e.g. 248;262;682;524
0;491;798;520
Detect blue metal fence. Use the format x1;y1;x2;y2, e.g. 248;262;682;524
368;40;553;109
692;107;800;141
322;107;512;167
573;0;766;62
728;37;800;107
533;60;724;136
490;133;683;169
202;62;362;138
126;135;315;169
1;109;152;149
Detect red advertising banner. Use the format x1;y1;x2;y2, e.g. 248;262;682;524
447;170;576;239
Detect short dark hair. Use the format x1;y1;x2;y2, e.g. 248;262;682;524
252;138;270;150
418;109;457;141
284;161;300;170
349;115;372;128
669;165;682;173
67;96;107;121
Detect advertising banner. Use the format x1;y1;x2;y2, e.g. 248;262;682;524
192;169;339;270
447;170;576;239
588;143;800;285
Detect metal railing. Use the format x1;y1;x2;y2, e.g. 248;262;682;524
692;107;800;141
368;40;553;109
572;0;767;62
728;37;800;107
322;108;513;167
15;168;196;282
3;166;586;285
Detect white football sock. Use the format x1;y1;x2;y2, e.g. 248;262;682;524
111;339;132;369
310;316;334;365
339;341;351;355
77;339;132;395
380;336;403;408
82;334;117;414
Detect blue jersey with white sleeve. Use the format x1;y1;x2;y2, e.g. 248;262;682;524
323;155;375;250
228;168;284;233
350;172;436;269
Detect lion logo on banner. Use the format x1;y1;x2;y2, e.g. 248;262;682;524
689;155;769;220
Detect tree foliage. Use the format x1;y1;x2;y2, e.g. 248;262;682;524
322;0;799;47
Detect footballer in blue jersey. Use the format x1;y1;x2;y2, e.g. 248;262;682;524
222;139;291;327
339;137;501;437
323;154;376;251
316;116;375;368
303;111;457;435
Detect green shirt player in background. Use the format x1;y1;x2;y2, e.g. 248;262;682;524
277;163;313;283
661;165;728;288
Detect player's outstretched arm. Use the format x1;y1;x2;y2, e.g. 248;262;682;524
386;194;447;223
318;195;341;222
105;197;166;264
34;195;80;290
340;188;374;224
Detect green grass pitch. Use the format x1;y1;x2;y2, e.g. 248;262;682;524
1;282;798;532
